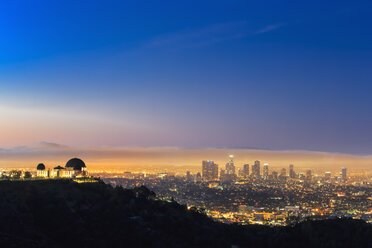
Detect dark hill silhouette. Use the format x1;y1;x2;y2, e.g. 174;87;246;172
0;180;370;248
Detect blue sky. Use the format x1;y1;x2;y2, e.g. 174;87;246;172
1;0;372;154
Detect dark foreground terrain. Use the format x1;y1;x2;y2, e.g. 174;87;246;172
0;180;370;248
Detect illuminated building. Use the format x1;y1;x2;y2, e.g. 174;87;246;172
341;168;347;182
124;172;133;179
306;170;312;181
238;168;244;178
239;205;249;214
195;172;202;182
272;171;278;180
36;158;88;178
299;173;305;180
220;168;236;182
225;155;236;175
252;160;260;178
36;163;49;177
325;172;331;181
289;164;295;179
220;169;225;178
202;160;218;181
263;163;269;180
279;168;287;181
220;172;236;182
243;164;249;178
186;171;193;181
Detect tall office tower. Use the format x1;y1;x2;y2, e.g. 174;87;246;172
299;173;305;180
252;160;261;178
289;164;295;179
279;168;287;177
341;168;347;182
186;171;193;181
202;161;209;180
195;172;202;182
202;160;218;181
220;169;225;179
238;168;244;178
263;163;269;180
211;163;218;180
324;171;331;181
220;168;236;182
243;164;249;178
279;168;287;181
272;171;278;180
225;155;236;175
306;170;312;181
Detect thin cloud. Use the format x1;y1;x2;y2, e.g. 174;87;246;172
142;21;287;50
192;33;247;48
144;21;248;48
254;23;286;34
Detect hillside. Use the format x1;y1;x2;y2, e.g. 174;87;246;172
0;180;370;248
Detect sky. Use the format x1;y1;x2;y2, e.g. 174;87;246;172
1;0;372;155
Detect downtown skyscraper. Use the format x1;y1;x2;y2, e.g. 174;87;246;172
252;160;261;178
289;164;295;179
243;164;249;178
202;161;218;181
341;167;347;182
225;155;236;175
263;163;269;180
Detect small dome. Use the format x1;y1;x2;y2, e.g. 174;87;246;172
65;158;86;171
54;165;65;170
37;163;46;170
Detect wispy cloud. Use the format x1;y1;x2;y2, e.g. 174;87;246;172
254;23;286;34
141;21;287;50
144;21;248;48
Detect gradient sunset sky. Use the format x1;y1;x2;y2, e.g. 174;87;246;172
1;1;372;155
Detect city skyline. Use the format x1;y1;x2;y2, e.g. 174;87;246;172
1;1;372;155
198;156;348;183
0;142;371;173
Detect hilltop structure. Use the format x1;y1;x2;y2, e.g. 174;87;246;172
36;158;88;178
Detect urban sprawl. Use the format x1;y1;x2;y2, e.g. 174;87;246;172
1;155;371;226
100;155;371;226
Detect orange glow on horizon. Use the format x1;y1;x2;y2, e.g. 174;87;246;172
0;144;371;174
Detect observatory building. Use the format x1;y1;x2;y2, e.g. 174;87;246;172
36;158;88;178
